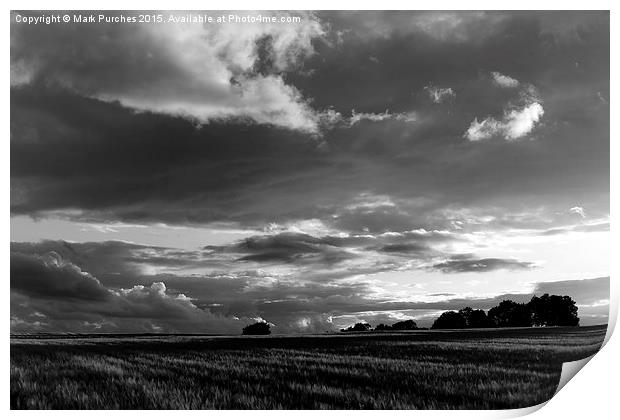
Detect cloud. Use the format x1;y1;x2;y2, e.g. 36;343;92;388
221;232;357;265
10;244;370;334
465;77;545;142
11;252;111;301
491;71;520;88
8;235;412;287
7;233;448;333
432;257;536;273
11;10;609;230
11;11;329;134
378;243;430;254
325;11;508;43
424;86;455;103
10;227;454;291
10;242;609;332
10;240;226;287
540;221;609;236
348;110;417;125
465;102;544;141
569;206;586;218
10;251;250;333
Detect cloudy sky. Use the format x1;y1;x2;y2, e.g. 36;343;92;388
10;11;609;333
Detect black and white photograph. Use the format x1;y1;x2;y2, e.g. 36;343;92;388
9;8;611;410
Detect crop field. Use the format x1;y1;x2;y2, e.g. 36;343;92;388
10;325;607;410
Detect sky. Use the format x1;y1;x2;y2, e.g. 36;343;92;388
10;10;609;333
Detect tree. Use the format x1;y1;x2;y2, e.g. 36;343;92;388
374;323;392;331
487;300;532;327
391;319;418;330
528;294;579;326
458;307;491;328
341;322;371;332
242;322;271;335
431;311;466;329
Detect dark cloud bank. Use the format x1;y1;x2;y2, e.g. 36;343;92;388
11;11;609;230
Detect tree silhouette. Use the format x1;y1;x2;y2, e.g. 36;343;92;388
431;311;466;329
391;319;418;330
528;294;579;326
242;322;271;335
458;307;491;328
487;300;531;327
374;323;392;331
431;295;579;330
341;322;371;332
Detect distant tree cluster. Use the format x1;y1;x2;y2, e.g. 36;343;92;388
376;319;419;331
242;322;271;335
430;294;579;330
243;294;578;335
340;322;372;332
341;319;420;332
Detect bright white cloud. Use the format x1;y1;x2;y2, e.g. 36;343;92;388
11;12;329;134
502;102;545;139
491;71;520;88
349;110;417;125
465;102;544;141
345;193;397;210
569;206;586;218
424;86;456;103
109;74;322;134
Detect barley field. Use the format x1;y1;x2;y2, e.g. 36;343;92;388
10;325;607;410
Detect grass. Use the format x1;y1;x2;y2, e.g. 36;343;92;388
10;325;607;409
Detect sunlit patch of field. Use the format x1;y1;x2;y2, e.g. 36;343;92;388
10;325;606;409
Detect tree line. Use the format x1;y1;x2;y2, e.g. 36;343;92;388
431;294;579;329
340;319;419;332
240;294;579;335
337;294;579;333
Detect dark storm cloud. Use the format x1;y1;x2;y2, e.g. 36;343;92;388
11;252;110;301
9;230;448;291
377;243;430;254
432;257;535;273
10;240;227;288
11;11;609;233
212;232;357;265
298;11;608;115
10;87;339;224
9;242;371;333
10;87;608;231
10;238;382;297
207;229;448;264
9;250;253;334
